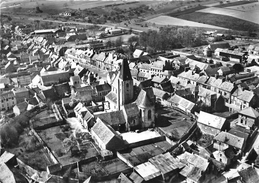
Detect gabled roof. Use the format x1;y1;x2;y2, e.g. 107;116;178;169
198;87;217;97
95;110;126;126
134;162;161;181
151;76;167;84
238;167;259;183
237;90;255;102
214;131;245;149
177;152;209;172
238;107;259;118
119;59;132;81
95;83;111;92
122;103;139;118
209;42;230;51
198;111;226;130
91;118;125;150
135;88;155;108
219;81;234;92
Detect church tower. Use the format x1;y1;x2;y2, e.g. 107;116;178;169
118;59;133;106
105;59;134;111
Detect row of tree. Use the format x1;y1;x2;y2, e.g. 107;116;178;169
136;27;207;53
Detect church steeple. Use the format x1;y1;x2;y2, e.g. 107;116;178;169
119;59;132;81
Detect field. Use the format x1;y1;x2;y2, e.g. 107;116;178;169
1;0;125;10
146;15;227;30
197;2;259;24
177;12;259;32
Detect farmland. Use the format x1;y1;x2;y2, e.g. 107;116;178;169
176;12;259;32
146;15;227;30
197;2;259;24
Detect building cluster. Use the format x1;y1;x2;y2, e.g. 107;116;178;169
1;23;259;183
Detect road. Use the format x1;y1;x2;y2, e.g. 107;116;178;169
28;17;144;33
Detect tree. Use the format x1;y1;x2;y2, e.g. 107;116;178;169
105;40;112;48
115;37;123;47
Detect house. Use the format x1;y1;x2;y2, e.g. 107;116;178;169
95;110;126;132
0;163;16;183
71;85;94;104
152;87;170;101
216;49;247;63
198;87;217;107
74;65;87;78
213;131;246;165
5;60;17;73
208;42;230;52
165;94;195;114
228;90;259;112
219;81;236;103
134;162;161;182
12;87;29;104
94;52;108;69
54;82;71;98
0;91;17;111
197;111;226;136
178;152;210;183
13;101;28;116
185;58;210;71
247;44;259;55
151;76;173;93
69;76;81;88
208;78;223;94
238;166;259;183
94;83;111;102
133;49;145;58
217;66;234;76
178;70;200;86
237;107;259;130
148;152;185;182
74;102;95;129
90;117;125;151
40;70;70;86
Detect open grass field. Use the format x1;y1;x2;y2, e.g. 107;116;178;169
177;12;259;31
1;0;125;10
197;2;259;24
146;15;227;30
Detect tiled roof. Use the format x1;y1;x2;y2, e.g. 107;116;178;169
198;87;216;97
151;76;167;84
197;75;209;84
177;152;209;172
198;111;226;130
149;152;184;175
209;42;230;51
134;162;161;181
95;110;126;126
205;77;216;86
95;83;111;92
135;88;155;108
219;81;234;92
238;107;259;118
122;103;139;117
239;167;259;183
214;131;245;149
210;78;223;88
152;87;170;99
91;118;125;150
237;90;254;102
105;91;117;104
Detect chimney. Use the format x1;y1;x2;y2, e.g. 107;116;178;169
117;79;120;111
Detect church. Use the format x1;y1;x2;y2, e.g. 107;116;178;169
105;59;155;130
